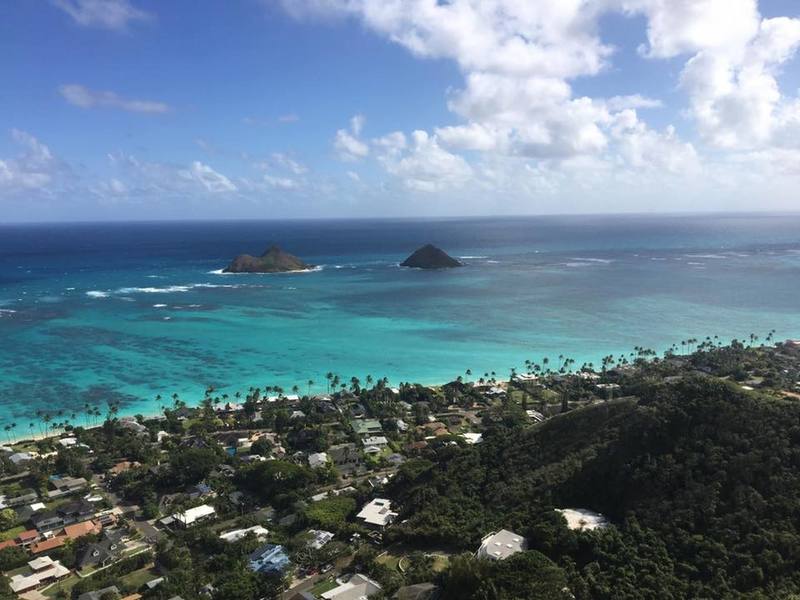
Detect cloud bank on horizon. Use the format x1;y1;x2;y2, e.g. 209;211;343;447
1;0;799;220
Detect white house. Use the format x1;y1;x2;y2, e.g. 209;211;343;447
356;498;397;528
9;556;70;593
556;508;608;531
362;436;388;448
219;525;269;543
476;529;527;561
173;504;216;528
308;452;329;469
321;573;382;600
307;529;334;549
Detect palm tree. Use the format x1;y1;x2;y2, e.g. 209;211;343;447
307;380;314;396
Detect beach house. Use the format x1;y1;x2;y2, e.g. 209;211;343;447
357;498;397;528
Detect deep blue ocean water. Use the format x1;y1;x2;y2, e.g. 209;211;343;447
1;213;800;433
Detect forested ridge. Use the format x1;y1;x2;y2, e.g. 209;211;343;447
388;377;800;599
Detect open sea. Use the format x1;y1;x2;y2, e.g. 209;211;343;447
1;213;800;432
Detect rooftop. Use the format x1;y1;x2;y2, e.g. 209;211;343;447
476;529;527;560
357;498;397;528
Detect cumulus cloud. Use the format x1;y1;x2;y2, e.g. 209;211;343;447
60;84;170;114
51;0;151;31
282;0;800;208
179;162;237;193
0;130;63;194
378;130;473;192
334;114;370;161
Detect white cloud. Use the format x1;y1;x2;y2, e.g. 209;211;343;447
51;0;151;31
270;153;308;175
0;130;61;194
60;84;170;114
334;115;370;161
263;174;298;189
605;94;663;111
179;162;237;193
378;130;473;192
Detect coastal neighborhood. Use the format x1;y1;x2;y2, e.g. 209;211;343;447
1;335;799;599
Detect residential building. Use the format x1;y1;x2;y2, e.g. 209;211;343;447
172;504;216;528
556;508;608;531
321;573;382;600
476;529;527;560
9;556;70;593
77;529;126;570
1;488;38;507
248;543;290;574
393;583;440;600
351;418;383;437
328;443;363;474
308;451;329;469
219;525;269;543
307;529;334;550
78;586;121;600
47;476;88;499
362;436;388;449
356;498;397;528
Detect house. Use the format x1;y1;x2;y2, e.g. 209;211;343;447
351;419;383;437
362;436;388;449
31;510;65;531
328;443;363;474
33;497;96;530
57;436;78;448
187;482;215;500
308;452;329;469
460;433;483;445
78;586;121;600
9;556;70;593
526;409;545;422
321;573;382;600
307;529;334;550
109;460;141;476
15;529;41;547
119;417;148;434
172;504;216;528
556;508;608;531
219;525;269;543
248;543;290;574
394;583;440;600
1;488;38;507
47;475;88;498
476;529;527;560
8;452;35;466
357;498;397;528
77;529;126;570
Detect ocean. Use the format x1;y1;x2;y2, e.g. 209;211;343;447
1;213;800;433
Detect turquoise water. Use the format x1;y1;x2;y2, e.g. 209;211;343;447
1;214;800;432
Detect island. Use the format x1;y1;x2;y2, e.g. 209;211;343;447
400;244;462;269
222;245;313;273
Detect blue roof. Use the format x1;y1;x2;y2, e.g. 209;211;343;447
248;543;290;574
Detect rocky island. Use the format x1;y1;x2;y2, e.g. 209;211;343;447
400;244;463;269
222;245;313;273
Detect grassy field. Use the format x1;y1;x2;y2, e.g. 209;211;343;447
309;578;339;596
0;525;25;540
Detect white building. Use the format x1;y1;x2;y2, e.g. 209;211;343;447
461;432;483;445
362;436;388;448
307;529;334;549
556;508;608;531
173;504;216;528
356;498;397;528
219;525;269;543
321;573;382;600
9;556;70;593
308;452;329;469
476;529;527;561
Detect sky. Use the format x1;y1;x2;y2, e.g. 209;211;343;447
1;0;799;222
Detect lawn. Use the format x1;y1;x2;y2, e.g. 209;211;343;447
309;578;339;596
0;525;25;540
118;565;159;590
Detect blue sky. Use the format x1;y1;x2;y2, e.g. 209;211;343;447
1;0;799;221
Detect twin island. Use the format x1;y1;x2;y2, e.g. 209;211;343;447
222;243;463;273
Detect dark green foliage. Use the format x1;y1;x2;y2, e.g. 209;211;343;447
0;546;28;571
391;376;800;599
235;459;312;508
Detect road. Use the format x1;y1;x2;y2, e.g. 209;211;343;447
280;553;354;599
